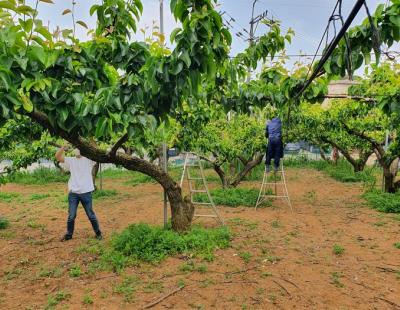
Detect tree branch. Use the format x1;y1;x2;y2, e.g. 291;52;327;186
339;121;385;159
109;133;129;157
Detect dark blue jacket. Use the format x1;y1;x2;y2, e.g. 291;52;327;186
265;117;282;139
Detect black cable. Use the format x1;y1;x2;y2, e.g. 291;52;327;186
364;2;382;58
338;0;353;80
305;0;341;81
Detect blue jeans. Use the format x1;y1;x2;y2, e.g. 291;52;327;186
66;192;101;237
266;137;283;170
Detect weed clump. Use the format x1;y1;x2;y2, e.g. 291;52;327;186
363;191;400;213
0;217;9;229
102;223;230;269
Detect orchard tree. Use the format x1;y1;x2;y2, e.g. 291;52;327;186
0;118;65;172
0;0;233;232
349;62;400;192
293;102;375;172
192;113;266;188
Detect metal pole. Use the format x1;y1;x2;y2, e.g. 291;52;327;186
160;0;168;229
247;0;258;82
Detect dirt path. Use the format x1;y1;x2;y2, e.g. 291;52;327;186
0;168;399;309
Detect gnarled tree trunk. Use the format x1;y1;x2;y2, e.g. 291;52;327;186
30;110;194;232
230;153;264;187
382;158;399;193
209;154;263;188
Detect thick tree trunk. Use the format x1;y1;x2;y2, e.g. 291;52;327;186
213;164;229;189
29;110;194;232
382;158;399;193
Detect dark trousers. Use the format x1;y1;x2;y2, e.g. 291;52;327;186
66;192;101;237
266;137;283;170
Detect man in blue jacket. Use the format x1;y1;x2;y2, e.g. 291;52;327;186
265;116;283;172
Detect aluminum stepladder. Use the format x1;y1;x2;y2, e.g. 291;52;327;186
179;152;224;225
255;160;293;211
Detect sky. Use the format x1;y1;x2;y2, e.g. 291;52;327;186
31;0;389;70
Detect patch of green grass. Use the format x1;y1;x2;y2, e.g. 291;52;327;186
45;291;71;310
330;272;344;288
333;244;345;256
363;191;400;213
264;255;281;263
100;168;133;179
38;267;63;279
195;188;262;207
124;173;156;186
239;251;252;264
394;243;400;249
69;265;82;278
103;223;230;269
82;294;94;305
0;192;20;203
0;217;9;229
285;158;376;184
75;240;104;255
27;220;45;229
7;168;69;185
143;281;164;293
260;272;273;278
271;220;281;228
29;193;51;201
304;191;317;204
179;261;195;273
113;275;141;303
3;268;22;280
178;261;208;274
92;189;118;200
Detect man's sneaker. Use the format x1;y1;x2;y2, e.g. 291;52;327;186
95;233;103;240
60;234;72;242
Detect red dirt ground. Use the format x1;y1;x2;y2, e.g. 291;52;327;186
0;168;399;310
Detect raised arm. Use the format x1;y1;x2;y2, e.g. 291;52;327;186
265;123;269;139
55;146;66;163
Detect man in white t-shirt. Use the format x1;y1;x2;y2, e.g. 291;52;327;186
55;146;102;241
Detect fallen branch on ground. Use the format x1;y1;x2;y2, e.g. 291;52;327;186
142;286;185;309
272;280;291;297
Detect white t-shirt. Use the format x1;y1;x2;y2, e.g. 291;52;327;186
64;157;96;194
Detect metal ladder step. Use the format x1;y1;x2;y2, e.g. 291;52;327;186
194;214;218;218
179;152;224;225
192;202;213;206
190;189;208;193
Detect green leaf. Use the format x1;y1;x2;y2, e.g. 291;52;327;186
170;28;181;43
62;9;72;15
22;96;33;113
5;94;21;108
0;1;16;11
35;26;53;41
170;61;183;75
76;20;88;29
179;50;191;68
89;5;100;16
39;0;54;3
389;15;400;27
16;5;35;15
59;107;68;122
95;117;107;138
